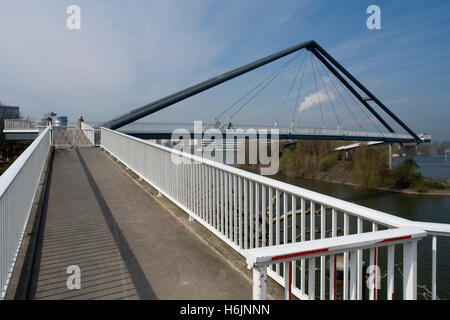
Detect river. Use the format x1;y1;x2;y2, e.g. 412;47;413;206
271;154;450;299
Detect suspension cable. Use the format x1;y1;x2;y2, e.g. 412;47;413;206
338;73;383;133
316;60;363;130
312;54;342;130
220;51;303;129
290;50;309;131
209;50;302;129
309;52;325;128
274;50;307;128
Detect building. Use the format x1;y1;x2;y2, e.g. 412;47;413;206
0;105;20;119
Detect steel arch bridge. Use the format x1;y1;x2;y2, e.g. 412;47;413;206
99;40;430;144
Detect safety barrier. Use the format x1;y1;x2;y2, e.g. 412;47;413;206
100;127;449;300
0;126;51;299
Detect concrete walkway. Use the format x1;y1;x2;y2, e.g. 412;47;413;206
28;147;251;300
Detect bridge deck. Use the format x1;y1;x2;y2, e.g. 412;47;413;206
27;147;250;300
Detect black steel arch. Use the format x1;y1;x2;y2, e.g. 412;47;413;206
100;40;422;143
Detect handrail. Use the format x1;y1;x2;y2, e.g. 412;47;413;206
80;122;100;146
0;126;51;299
0;126;51;197
245;227;426;267
101;127;449;236
100;127;449;300
245;227;427;300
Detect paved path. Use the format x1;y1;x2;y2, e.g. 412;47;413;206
28;147;251;300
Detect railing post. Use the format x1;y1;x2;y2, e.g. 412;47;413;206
432;236;437;300
403;240;418;300
284;261;292;300
308;258;316;299
350;250;357;300
387;245;395;300
253;266;267;300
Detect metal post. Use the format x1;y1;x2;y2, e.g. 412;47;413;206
284;262;290;300
253;266;267;300
432;236;437;300
387;245;395;300
403;240;418;300
308;258;316;300
350;251;357;300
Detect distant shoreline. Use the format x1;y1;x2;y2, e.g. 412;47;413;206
293;175;450;196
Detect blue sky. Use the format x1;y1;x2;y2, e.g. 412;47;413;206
1;0;449;140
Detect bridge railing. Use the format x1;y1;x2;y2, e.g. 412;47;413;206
3;119;37;130
80;122;100;146
0;126;51;299
245;227;427;300
100;127;450;300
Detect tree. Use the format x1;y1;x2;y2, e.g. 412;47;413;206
390;159;421;189
350;144;388;190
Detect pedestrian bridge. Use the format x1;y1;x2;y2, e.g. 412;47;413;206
1;124;449;300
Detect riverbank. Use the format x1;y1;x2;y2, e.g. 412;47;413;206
238;163;450;196
238;141;450;196
281;173;450;196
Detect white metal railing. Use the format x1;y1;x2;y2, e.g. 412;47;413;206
100;127;450;300
80;122;100;146
3;119;37;130
0;126;51;299
244;227;426;300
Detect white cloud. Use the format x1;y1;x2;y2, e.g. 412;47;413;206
299;89;336;112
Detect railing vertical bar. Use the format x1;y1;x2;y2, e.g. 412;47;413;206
350;250;357;300
239;177;243;248
403;241;418;300
255;183;260;248
216;168;220;230
308;257;315;300
203;164;207;221
283;193;288;289
369;247;376;300
343;213;349;300
181;161;184;207
269;188;273;247
198;163;202;218
229;173;233;241
432;235;437;300
212;167;216;228
242;179;247;249
189;162;193;213
234;175;238;244
250;181;254;249
320;204;326;300
387;245;395;300
357;217;363;300
283;193;288;246
292;196;297;289
300;198;305;295
193;162;197;216
225;172;229;237
371;223;378;300
201;164;205;220
284;262;290;300
329;209;337;300
219;170;225;233
209;166;213;224
275;189;280;275
262;185;266;247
